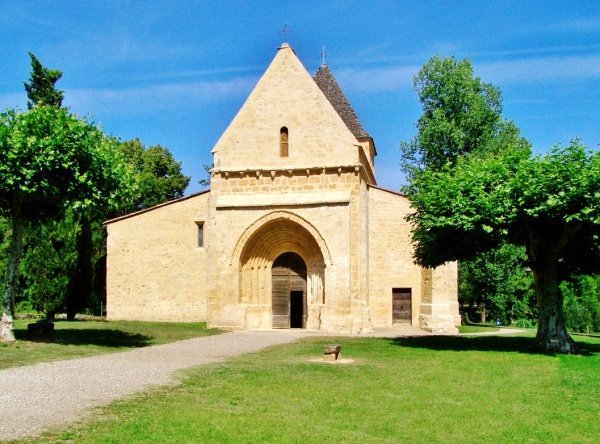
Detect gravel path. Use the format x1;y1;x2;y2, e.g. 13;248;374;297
0;330;317;442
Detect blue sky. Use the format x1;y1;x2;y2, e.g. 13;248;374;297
1;1;599;193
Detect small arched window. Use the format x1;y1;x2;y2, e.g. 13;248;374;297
280;126;289;157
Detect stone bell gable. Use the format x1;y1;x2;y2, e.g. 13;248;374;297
104;42;460;334
211;43;374;178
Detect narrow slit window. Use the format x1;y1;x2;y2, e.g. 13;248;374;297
280;126;289;157
196;222;204;248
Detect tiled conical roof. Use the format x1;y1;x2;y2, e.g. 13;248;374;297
313;64;371;139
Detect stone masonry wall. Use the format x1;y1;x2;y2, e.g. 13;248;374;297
367;186;423;328
105;193;210;322
207;200;354;331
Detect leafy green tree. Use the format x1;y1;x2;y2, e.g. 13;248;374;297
405;141;600;352
19;53;95;321
19;52;83;320
0;105;135;341
560;274;600;333
23;53;64;109
115;138;190;213
20;211;78;320
459;242;534;325
401;55;532;327
198;163;212;188
65;214;93;320
0;217;9;275
400;55;524;177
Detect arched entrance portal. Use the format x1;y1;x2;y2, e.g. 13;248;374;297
272;252;307;328
236;215;327;330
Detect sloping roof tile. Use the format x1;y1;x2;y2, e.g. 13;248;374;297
313;64;371;139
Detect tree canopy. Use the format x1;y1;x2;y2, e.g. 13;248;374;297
20;210;79;320
0;105;135;341
0;107;133;219
23;53;64;109
1;54;192;336
459;242;534;325
401;55;599;352
405;141;600;352
116;138;190;213
400;55;526;176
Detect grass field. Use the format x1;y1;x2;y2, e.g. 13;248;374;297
457;324;501;334
19;331;600;444
0;319;221;370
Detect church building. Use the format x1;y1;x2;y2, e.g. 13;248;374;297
104;43;460;334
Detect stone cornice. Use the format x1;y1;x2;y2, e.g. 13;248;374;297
212;163;375;184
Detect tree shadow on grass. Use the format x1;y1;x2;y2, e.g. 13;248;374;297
387;335;600;356
14;326;153;348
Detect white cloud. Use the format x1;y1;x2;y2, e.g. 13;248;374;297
129;65;265;82
335;65;420;93
332;52;600;95
477;54;600;84
468;44;600;59
64;77;258;117
548;17;600;32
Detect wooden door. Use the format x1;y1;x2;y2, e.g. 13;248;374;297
272;269;290;328
392;288;412;325
272;253;307;328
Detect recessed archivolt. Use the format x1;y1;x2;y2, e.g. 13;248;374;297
230;210;332;266
243;223;320;267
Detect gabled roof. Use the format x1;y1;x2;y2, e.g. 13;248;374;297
212;43;366;170
313;64;371;140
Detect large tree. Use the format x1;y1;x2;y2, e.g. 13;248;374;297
0;105;135;341
405;141;600;352
115;138;190;213
401;55;532;327
19;53;95;321
20;210;78;320
400;55;524;176
459;242;534;325
400;56;598;352
23;53;64;109
561;274;600;333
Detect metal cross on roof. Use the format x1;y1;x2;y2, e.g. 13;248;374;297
279;24;293;43
321;45;328;65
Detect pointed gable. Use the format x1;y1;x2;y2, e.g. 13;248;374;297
211;44;365;171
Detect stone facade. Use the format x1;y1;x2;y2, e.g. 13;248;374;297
104;43;460;334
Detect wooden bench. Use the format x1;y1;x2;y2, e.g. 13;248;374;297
27;322;54;340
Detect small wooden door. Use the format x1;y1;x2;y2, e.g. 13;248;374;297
272;271;290;328
392;288;412;325
272;253;307;328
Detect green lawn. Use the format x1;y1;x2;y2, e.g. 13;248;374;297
0;319;221;370
20;332;600;444
458;324;501;333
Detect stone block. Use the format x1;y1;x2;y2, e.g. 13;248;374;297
323;344;342;361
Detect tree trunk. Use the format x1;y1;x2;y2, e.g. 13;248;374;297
525;223;579;353
67;213;92;320
1;197;24;342
533;265;576;353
